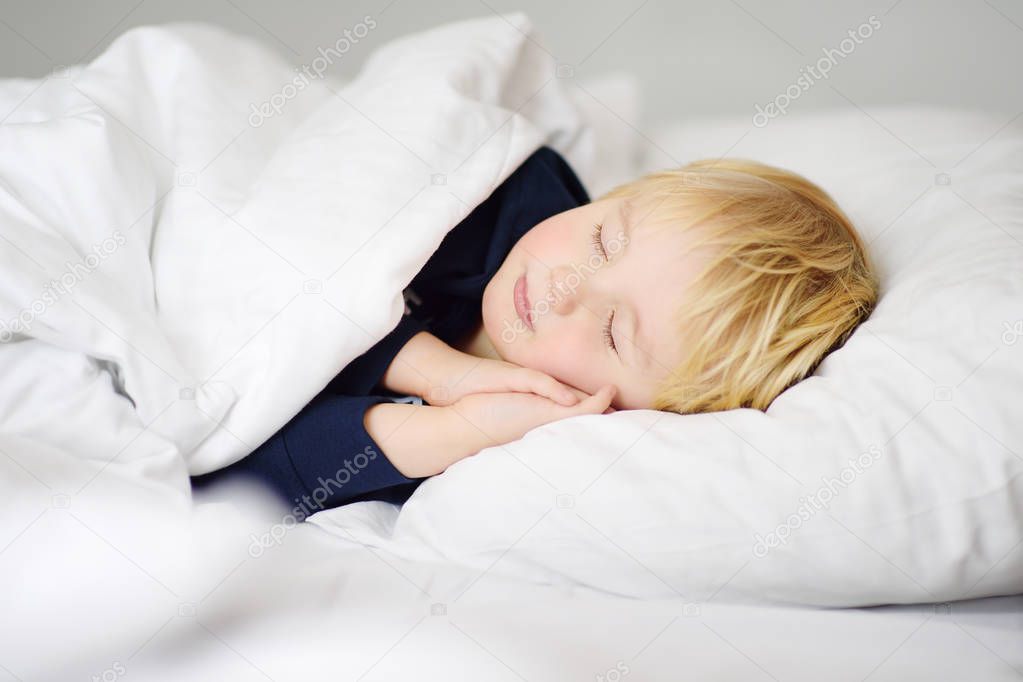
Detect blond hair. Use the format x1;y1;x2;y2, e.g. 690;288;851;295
602;158;879;414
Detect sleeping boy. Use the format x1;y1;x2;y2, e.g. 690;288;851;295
191;147;878;515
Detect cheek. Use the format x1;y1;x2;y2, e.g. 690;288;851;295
517;337;601;393
481;216;577;350
511;212;577;263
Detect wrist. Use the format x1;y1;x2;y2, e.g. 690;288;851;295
380;331;435;397
389;331;475;404
440;402;497;456
365;402;482;478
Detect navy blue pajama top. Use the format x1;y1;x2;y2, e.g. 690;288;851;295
190;147;589;515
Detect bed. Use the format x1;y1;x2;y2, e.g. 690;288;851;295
15;509;1021;681
1;15;1020;681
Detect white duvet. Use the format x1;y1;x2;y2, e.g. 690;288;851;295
2;15;1021;609
0;15;590;480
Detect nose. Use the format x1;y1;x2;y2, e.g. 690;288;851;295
548;264;586;316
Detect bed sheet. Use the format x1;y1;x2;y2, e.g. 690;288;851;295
7;489;1020;682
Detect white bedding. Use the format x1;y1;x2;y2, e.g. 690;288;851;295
6;501;1022;681
1;15;1021;677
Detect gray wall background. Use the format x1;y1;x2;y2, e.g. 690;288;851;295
1;0;1021;125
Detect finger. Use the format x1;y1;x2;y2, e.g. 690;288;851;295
566;385;592;402
543;376;580;405
603;396;619;414
513;369;579;406
550;384;592;403
571;384;616;415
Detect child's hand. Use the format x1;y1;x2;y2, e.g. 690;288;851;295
445;385;617;452
425;354;582;408
382;331;582;408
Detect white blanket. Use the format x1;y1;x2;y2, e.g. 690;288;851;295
0;15;589;495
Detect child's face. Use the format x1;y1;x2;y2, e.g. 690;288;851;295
481;197;708;410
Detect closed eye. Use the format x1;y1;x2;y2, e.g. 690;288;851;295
602;307;617;353
590;222;608;260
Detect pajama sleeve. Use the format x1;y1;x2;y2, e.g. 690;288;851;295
192;394;425;512
192;313;433;510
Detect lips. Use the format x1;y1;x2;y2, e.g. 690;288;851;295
513;272;533;330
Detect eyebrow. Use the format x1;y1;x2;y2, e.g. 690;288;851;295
615;200;652;372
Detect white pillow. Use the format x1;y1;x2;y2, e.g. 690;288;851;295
311;105;1023;607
